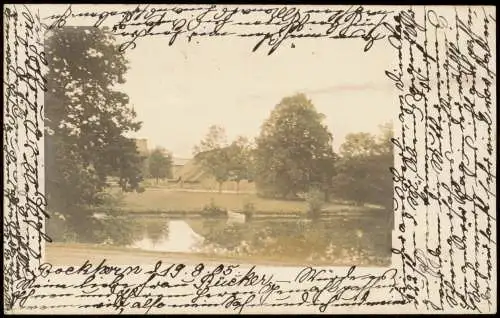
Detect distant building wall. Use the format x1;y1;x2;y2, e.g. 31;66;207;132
171;158;191;179
172;165;184;179
134;138;148;155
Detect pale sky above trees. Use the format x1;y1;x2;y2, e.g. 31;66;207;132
119;36;397;158
36;4;399;158
37;4;398;159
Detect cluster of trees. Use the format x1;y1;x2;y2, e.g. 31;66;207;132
46;27;395;234
331;124;393;208
45;27;145;232
193;126;254;193
143;148;173;184
254;94;337;200
194;94;394;209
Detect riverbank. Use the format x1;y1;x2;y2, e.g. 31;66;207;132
108;187;380;216
114;208;388;221
45;243;381;267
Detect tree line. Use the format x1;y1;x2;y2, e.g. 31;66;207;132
187;93;393;209
45;27;144;235
143;148;173;184
45;27;394;235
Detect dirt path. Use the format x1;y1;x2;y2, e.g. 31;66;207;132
44;243;314;267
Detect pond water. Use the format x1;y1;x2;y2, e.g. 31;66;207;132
87;214;392;267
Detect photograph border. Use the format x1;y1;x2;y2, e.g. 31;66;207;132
3;3;496;314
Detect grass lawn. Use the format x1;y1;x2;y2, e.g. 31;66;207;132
116;188;360;214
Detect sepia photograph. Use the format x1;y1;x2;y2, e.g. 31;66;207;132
5;3;496;315
44;25;396;268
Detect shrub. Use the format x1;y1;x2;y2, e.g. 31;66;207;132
306;187;324;219
202;199;227;218
242;202;256;221
45;212;72;242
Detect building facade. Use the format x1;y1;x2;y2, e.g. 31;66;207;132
134;138;149;156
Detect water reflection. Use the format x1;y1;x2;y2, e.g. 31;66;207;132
130;220;205;253
118;215;391;266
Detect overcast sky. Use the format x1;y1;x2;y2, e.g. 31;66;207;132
117;35;398;158
37;4;398;159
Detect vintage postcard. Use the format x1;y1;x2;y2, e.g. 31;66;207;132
3;3;496;314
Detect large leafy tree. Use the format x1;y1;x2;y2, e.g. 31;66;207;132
45;27;143;230
339;132;378;157
255;93;336;199
193;125;231;193
331;123;394;208
148;148;173;184
226;136;254;194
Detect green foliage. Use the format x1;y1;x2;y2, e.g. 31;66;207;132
112;137;146;192
332;123;394;208
254;93;336;199
194;125;231;192
340;132;378;157
45;191;136;245
194;126;256;193
45;26;143;226
45;212;75;242
89;192;136;245
148;148;173;183
202;199;228;217
226;136;255;193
